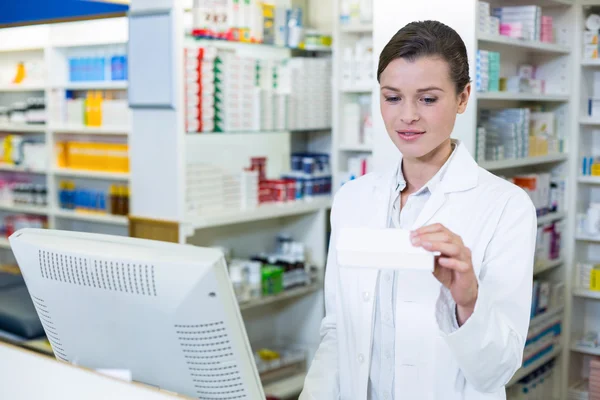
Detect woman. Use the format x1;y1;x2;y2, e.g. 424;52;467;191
299;20;536;400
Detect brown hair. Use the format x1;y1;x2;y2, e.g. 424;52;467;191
377;20;471;94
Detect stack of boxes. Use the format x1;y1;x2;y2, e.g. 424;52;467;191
475;50;500;93
184;47;217;133
512;172;565;216
493;5;542;41
284;58;331;131
214;52;261;132
477;1;500;35
477;108;560;162
584;14;600;60
508;360;557;400
541;16;554;43
184;46;331;133
479;108;530;161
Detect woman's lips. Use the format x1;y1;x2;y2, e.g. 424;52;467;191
396;130;425;141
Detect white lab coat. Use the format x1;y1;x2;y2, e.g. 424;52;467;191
299;142;537;400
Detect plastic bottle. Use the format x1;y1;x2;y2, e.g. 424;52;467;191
123;185;130;215
110;185;120;215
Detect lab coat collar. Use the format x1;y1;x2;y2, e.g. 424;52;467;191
372;140;479;229
377;140;479;196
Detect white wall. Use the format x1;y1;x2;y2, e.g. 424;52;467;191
372;0;478;173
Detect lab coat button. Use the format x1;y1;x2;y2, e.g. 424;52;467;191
362;291;370;302
357;354;365;364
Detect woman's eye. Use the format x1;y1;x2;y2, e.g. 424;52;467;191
422;97;437;104
385;96;400;103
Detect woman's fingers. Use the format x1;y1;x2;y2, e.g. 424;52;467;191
411;223;446;236
411;231;454;246
438;257;471;273
420;240;462;258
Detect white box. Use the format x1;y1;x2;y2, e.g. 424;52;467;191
336;227;439;271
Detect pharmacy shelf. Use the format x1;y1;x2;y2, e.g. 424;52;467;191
508;345;563;386
340;23;373;33
477;32;570;54
341;85;372;93
188;37;332;53
0;203;49;215
578;176;600;184
53;168;130;181
534;258;564;276
0;164;46;174
573;288;600;300
339;143;373;152
477;92;569;102
571;342;600;356
538;211;566;226
53;209;128;226
0;124;46;133
580;116;600;125
51;124;129;135
0;83;45;92
575;234;600;243
54;81;128;90
531;306;565;328
0;238;11;249
239;282;320;311
480;153;568;171
263;372;306;399
582;59;600;67
186;197;332;231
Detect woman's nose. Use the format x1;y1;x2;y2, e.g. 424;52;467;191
400;105;420;124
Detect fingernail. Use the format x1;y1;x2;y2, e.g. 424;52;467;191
410;231;416;237
423;242;432;249
411;237;419;245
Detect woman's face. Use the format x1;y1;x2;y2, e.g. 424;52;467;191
379;56;470;160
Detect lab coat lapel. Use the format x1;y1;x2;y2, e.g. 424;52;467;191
410;190;447;230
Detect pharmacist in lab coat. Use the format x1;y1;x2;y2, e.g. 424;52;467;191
299;20;536;400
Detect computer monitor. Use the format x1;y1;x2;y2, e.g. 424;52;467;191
9;228;265;400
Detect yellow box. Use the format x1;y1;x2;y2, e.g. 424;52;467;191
591;268;600;291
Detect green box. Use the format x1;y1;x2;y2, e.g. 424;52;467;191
262;265;283;296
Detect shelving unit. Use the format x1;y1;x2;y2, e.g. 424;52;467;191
126;2;335;397
0;18;131;252
332;0;374;190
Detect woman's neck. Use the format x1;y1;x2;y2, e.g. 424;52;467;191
401;138;453;193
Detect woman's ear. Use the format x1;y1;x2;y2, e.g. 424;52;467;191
457;83;471;114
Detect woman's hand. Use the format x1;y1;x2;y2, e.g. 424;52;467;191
410;223;478;326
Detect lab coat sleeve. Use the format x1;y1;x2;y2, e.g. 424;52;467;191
299;197;341;400
435;189;536;393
